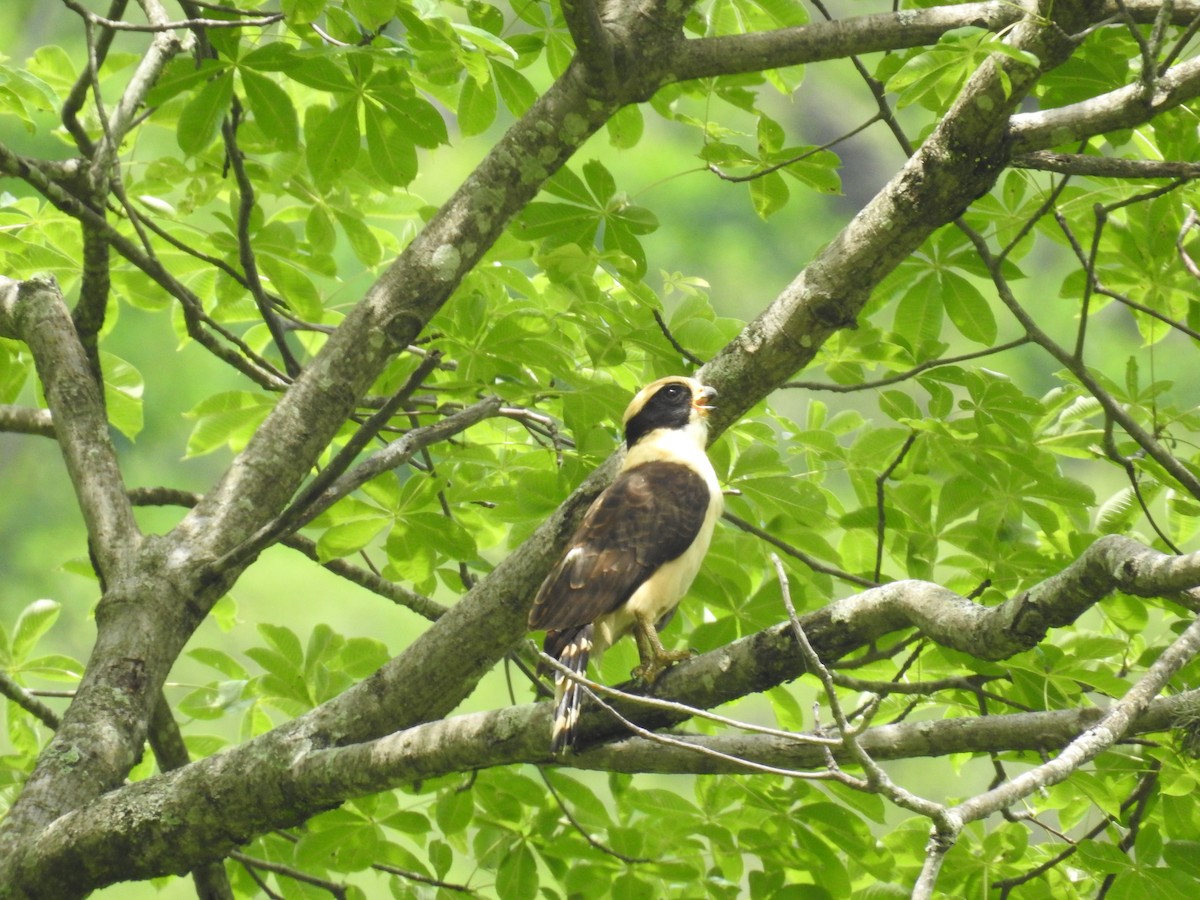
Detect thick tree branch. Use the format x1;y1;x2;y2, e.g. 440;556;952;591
668;0;1200;83
1010;54;1200;151
671;1;1021;81
0;277;140;578
12;677;1197;896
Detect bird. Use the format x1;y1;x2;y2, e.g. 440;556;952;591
528;376;724;753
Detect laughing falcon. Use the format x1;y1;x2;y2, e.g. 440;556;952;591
528;376;724;753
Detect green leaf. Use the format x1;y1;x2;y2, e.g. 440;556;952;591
281;0;328;25
493;62;537;117
333;208;383;267
316;515;391;560
258;253;323;320
347;0;397;28
338;637;390;678
892;277;943;346
147;58;225;106
177;71;233;155
20;654;84;682
377;94;447;149
306;204;337;254
188;647;249;680
258;623;304;670
495;843;538;900
583;159;616;205
940;270;997;344
452;23;518;60
239;69;298;150
515;202;599;243
307;100;361;188
607;104;644;149
287;54;356;93
102;352;143;441
184;391;276;457
12;600;60;664
749;170;789;219
458;75;497;137
435;787;474;834
364;101;418;186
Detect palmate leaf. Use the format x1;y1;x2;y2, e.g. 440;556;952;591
101;352;144;441
364;100;418;186
184;391;277;457
940;269;997;345
239;69;299;150
177;71;233;155
368;70;447;148
892;275;944;347
10;600;60;665
306;100;361;188
458;74;497;136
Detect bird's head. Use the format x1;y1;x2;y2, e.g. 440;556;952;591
622;376;717;450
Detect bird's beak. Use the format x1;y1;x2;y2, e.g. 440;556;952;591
693;385;717;416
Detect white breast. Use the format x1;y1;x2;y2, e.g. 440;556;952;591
592;420;723;659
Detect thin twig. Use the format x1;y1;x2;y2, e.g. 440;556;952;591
222;101;302;376
874;431;917;584
783;337;1031;392
61;0;282;31
708;114;881;183
652;308;705;367
722;511;878;588
536;650;841;747
0;671;61;729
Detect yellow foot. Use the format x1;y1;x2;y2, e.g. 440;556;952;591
631;648;695;685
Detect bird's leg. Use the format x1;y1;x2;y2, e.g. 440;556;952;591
631;611;693;685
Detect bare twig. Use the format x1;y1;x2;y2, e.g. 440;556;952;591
652;308;705;367
783;337;1031;392
222;102;302;376
126;486;450;621
216;393;504;573
60;0;282;31
1012;152;1200;178
707;114;882;183
722;511;878;589
230;853;348;899
874;432;917;584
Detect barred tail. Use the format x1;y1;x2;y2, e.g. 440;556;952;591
547;624;593;754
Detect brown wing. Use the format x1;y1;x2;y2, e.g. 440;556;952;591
528;460;711;631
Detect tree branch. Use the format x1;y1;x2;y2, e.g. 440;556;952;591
0;405;55;439
1012;151;1200;177
1010;54;1200;152
6;529;1198;895
946;611;1200;823
0;277;140;579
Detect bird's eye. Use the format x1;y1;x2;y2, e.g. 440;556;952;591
663;385;684;397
